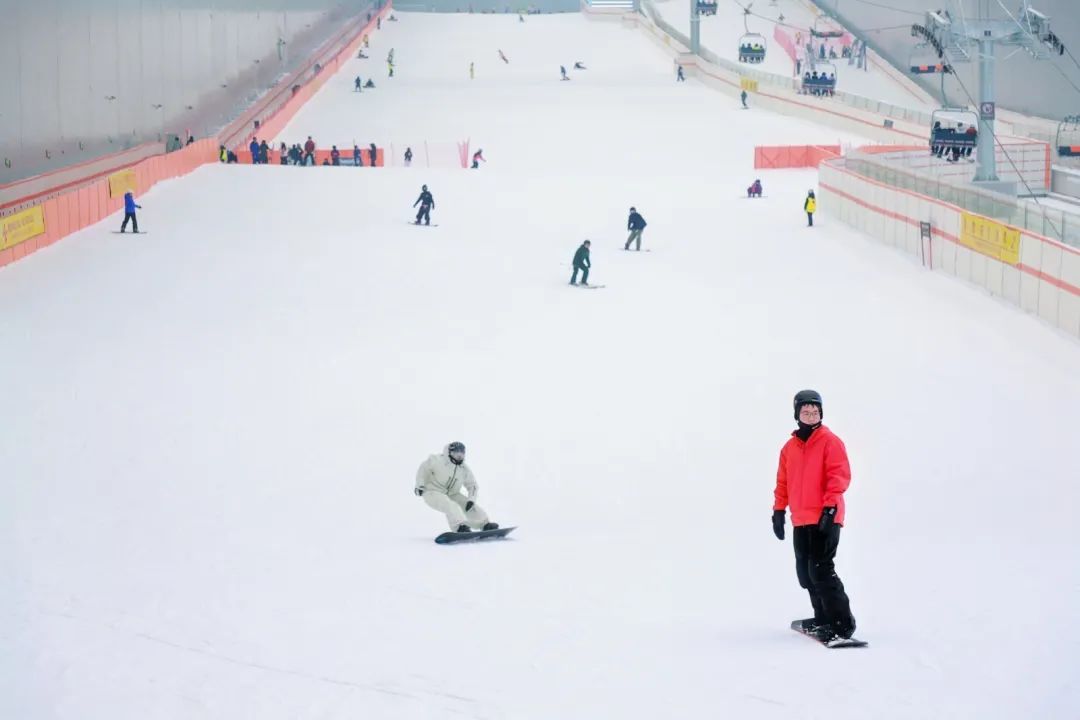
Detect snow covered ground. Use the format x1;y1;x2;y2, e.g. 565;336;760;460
651;0;935;111
2;11;1080;720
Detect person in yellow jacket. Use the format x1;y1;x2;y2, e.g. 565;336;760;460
804;190;817;227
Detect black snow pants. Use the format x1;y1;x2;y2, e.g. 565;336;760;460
571;264;589;285
792;524;854;634
121;212;138;233
415;204;431;225
807;212;814;227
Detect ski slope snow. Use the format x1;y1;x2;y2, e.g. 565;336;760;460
1;11;1079;720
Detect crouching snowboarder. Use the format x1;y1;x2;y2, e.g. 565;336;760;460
415;442;498;533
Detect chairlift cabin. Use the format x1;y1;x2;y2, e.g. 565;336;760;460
1056;115;1080;157
802;61;837;96
738;33;767;63
930;107;978;160
909;44;951;74
696;0;717;16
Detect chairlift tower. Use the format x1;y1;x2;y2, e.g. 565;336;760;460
690;0;701;54
919;2;1061;193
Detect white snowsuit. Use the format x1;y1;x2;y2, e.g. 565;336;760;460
415;448;490;530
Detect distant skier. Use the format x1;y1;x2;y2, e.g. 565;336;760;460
369;142;378;167
471;149;485;169
772;390;857;642
413;184;435;225
388;60;394;77
741;89;748;108
625;207;647;251
470;61;475;79
120;191;142;233
747;179;763;198
560;65;570;81
570;239;591;286
574;61;586;70
498;49;509;64
353;144;363;166
415;442;498;533
364;78;376;88
355;75;363;91
677;64;685;82
804;190;816;227
404;147;413;166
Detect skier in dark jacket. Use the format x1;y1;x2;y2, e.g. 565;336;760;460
369;143;378;167
259;139;270;164
570;240;591;285
353;144;362;166
625;207;647;251
404;147;413;166
120;191;142;233
331;146;341;165
413;184;435;225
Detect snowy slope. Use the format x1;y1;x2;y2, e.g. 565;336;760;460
652;0;934;110
2;11;1079;720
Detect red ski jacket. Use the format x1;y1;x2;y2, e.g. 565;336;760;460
773;425;851;527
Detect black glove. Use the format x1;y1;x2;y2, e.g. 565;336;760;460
772;510;785;541
465;500;474;512
817;506;837;532
414;487;424;497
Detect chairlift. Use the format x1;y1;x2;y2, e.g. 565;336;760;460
696;0;717;16
930;107;978;161
801;61;837;96
1056;115;1080;157
738;33;767;63
909;44;951;74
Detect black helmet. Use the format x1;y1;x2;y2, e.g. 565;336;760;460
422;184;428;191
448;441;466;464
793;389;823;420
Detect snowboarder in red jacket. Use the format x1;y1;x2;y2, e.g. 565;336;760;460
772;389;856;641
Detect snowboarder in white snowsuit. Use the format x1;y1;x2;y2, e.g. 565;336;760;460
415;442;498;532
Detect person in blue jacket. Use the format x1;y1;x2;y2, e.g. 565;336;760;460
121;191;142;233
249;137;261;164
625;207;647;251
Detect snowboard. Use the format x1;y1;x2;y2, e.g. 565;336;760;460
408;222;439;227
790;620;868;649
112;231;148;234
620;248;651;252
435;526;516;545
570;283;605;289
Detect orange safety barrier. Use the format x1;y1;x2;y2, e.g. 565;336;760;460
754;145;842;169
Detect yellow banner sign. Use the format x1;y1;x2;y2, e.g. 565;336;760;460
1;206;46;251
740;77;759;92
959;212;1021;266
108;168;137;198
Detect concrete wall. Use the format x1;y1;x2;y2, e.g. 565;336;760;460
819;157;1080;339
810;0;1080;122
0;0;379;184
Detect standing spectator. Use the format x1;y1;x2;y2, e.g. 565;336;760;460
331;145;341;165
280;142;288;165
369;143;378;167
259;139;270;164
355;75;363;92
303;136;316;166
249;137;260;164
354;144;363;166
